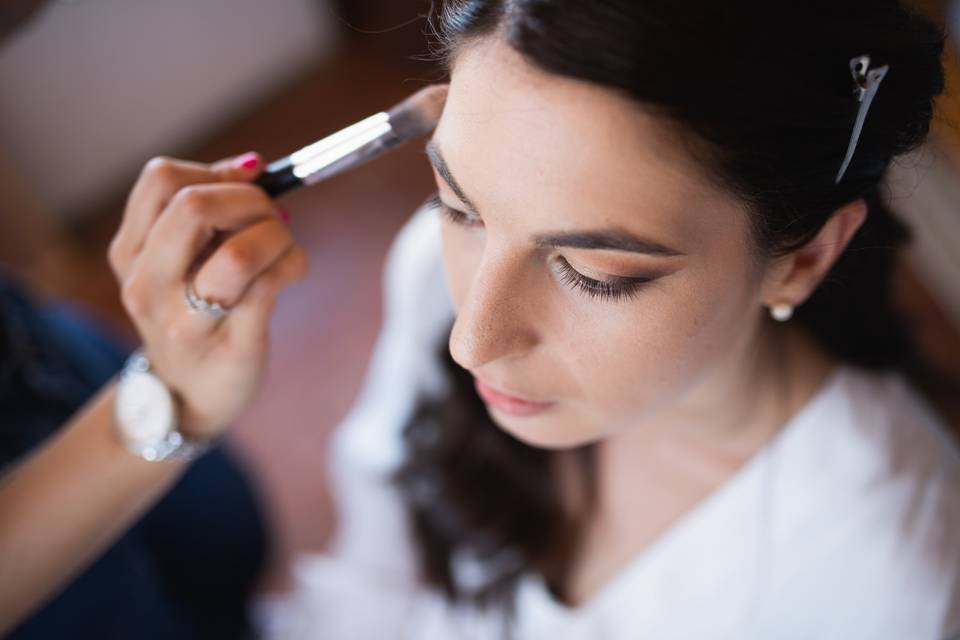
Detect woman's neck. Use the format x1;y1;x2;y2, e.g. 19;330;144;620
559;321;839;608
602;320;837;483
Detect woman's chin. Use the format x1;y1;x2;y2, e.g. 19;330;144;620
486;406;599;450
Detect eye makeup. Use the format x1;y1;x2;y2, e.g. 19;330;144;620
552;255;652;302
425;193;655;303
427;193;483;228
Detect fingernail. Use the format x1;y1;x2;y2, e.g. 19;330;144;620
278;208;290;224
235;151;260;170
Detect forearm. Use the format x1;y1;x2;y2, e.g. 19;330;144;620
0;378;189;635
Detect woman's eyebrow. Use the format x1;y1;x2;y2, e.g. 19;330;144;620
532;230;686;257
425;139;685;258
425;139;479;211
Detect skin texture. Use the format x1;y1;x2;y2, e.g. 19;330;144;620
427;38;868;605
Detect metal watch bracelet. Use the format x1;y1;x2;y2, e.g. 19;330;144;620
122;429;213;463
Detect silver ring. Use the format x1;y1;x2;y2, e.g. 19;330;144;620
184;279;229;318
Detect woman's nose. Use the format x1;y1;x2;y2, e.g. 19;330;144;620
448;253;539;372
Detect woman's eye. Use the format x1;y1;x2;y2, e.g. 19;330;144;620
553;256;651;303
426;192;651;303
426;193;483;228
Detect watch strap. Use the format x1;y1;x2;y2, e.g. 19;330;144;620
117;347;214;463
122;429;213;463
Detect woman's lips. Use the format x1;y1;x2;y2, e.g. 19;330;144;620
473;376;555;417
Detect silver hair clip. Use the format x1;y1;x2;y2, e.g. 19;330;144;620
835;54;889;184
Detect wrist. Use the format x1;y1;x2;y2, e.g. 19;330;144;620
113;348;215;463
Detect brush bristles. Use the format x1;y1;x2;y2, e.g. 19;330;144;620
387;84;449;141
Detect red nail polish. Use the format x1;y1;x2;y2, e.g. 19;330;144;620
278;208;290;223
236;152;259;170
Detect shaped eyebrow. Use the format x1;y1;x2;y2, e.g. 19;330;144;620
532;230;685;257
425;139;686;258
425;139;479;212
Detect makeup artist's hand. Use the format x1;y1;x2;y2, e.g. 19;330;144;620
107;152;308;440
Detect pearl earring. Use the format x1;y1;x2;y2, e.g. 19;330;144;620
770;303;794;322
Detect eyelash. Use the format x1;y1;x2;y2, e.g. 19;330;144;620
426;193;652;303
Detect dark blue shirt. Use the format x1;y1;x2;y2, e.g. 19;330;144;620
0;274;268;640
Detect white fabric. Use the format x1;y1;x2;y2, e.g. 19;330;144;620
261;204;960;639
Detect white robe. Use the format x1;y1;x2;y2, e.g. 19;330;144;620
259;204;960;639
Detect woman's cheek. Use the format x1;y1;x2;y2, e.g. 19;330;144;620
629;273;748;410
568;281;713;419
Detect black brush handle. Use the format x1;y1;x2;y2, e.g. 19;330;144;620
254;159;304;198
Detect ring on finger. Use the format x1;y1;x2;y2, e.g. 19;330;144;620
184;278;230;318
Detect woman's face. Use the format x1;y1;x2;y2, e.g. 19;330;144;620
429;38;770;449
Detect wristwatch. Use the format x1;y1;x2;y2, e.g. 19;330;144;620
113;348;212;462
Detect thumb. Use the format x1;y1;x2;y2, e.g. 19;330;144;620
211;151;265;183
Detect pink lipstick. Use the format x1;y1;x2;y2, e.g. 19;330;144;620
473;377;554;417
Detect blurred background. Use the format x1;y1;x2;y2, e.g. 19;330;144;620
1;0;958;596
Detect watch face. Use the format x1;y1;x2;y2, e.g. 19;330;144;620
116;370;175;445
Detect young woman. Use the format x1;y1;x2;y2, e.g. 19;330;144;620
6;0;957;638
272;2;960;638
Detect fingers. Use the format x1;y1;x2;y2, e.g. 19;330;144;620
136;181;282;288
146;233;306;350
108;153;264;282
210;152;262;179
227;244;309;353
191;217;295;312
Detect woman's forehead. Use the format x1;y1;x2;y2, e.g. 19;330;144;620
434;38;742;249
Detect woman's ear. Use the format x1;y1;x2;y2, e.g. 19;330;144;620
761;198;868;307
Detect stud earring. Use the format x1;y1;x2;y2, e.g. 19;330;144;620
770;303;794;322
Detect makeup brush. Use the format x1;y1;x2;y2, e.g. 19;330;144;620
255;84;449;198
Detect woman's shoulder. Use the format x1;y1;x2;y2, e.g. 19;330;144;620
328;203;453;473
781;362;960;494
846;365;960;554
382;200;445;299
773;362;960;632
805;363;960;531
834;363;960;488
380;201;452;374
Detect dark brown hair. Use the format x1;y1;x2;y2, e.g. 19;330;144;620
394;0;948;616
